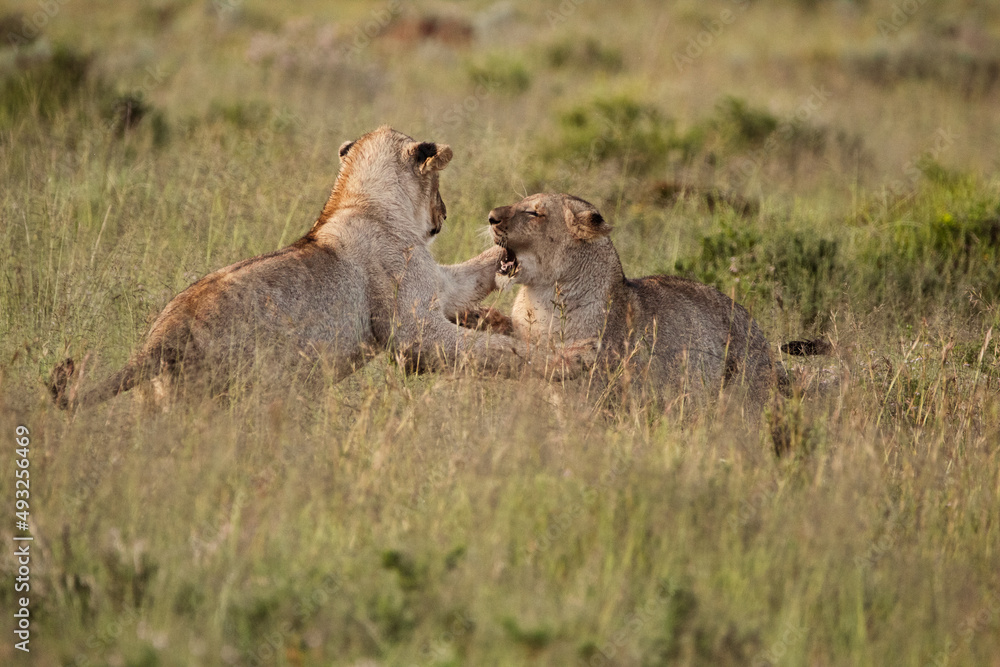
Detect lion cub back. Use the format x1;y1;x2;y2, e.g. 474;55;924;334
626;274;777;407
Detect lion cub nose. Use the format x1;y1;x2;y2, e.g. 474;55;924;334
488;206;510;228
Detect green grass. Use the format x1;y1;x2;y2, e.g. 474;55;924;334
2;0;1000;664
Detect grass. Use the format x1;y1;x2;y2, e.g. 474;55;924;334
1;0;999;665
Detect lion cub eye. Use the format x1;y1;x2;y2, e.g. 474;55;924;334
525;210;540;218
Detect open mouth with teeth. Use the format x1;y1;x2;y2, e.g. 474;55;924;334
497;242;519;277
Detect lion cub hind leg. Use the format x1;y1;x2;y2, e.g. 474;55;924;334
138;374;174;413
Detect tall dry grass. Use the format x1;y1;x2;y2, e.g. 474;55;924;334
1;0;999;664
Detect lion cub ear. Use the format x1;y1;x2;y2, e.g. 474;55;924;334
563;201;611;241
408;141;454;174
338;140;355;161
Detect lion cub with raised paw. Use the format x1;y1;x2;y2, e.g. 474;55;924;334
487;193;785;416
49;128;583;410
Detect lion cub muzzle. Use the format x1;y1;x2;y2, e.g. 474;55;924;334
488;206;519;276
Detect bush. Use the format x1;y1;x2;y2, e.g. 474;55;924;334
772;236;842;329
547;94;702;174
848;46;1000;99
674;220;846;330
467;55;531;94
0;45;91;127
673;179;1000;328
866;179;1000;311
545;37;623;72
712;96;780;151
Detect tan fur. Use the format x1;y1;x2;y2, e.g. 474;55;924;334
49;127;565;410
488;193;783;416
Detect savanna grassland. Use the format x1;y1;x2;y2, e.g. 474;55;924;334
2;0;1000;664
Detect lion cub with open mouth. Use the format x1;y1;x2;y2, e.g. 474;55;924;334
488;193;784;416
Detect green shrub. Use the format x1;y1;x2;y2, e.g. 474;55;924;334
0;45;91;127
545;37;623;72
674;220;763;289
547;94;702;174
699;95;837;180
467;55;531;94
671;179;1000;329
866;180;1000;310
712;96;780;150
674;220;846;330
848;46;1000;98
772;236;842;328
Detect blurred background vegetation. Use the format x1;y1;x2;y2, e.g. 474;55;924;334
1;1;999;665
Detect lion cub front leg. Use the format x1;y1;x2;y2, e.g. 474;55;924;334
440;246;514;334
436;246;504;319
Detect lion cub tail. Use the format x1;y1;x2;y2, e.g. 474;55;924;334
48;356;149;410
781;337;832;356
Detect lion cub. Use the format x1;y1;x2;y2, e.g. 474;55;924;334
487;193;783;414
49;128;569;409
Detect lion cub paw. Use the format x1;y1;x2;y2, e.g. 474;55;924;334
545;338;599;379
48;358;76;409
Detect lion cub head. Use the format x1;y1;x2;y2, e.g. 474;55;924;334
488;193;611;286
322;125;453;239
